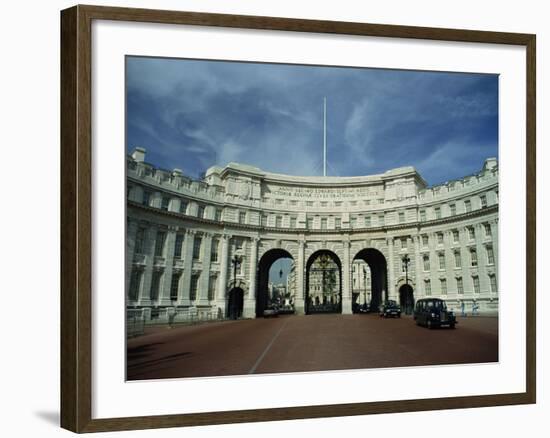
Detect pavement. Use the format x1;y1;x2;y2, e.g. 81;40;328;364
126;313;498;381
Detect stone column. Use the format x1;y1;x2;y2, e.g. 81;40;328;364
216;234;230;312
341;237;352;314
491;219;499;296
413;235;423;297
158;227;177;306
243;237;259;318
475;223;488;296
125;220;139;298
177;229;195;306
295;239;306;315
460;226;472;299
138;225;157;306
197;233;213;306
387;237;396;302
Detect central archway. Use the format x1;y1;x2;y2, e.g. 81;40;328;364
353;248;388;311
256;248;295;317
306;250;342;314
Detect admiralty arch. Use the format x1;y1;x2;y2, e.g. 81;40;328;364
126;147;499;324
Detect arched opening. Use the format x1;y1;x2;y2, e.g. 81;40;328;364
353;248;388;311
351;260;372;313
399;283;414;315
305;250;342;314
256;249;295;317
227;287;244;320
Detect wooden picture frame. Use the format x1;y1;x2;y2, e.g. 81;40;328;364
60;4;536;433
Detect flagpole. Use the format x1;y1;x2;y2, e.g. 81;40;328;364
323;97;327;177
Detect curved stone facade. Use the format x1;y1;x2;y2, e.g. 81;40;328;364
126;147;499;323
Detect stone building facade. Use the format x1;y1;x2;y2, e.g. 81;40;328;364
126;147;499;323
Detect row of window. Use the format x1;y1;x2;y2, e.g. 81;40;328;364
128;269;218;302
418;194;490;221
423;273;497;296
134;228;220;262
420;246;494;271
395;224;492;251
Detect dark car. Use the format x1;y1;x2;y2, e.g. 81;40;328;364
414;298;456;329
379;300;401;318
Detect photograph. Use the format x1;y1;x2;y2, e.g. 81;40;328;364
125;56;500;381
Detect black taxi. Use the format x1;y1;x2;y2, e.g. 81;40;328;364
413;298;456;329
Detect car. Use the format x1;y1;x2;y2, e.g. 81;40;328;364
263;306;279;318
379;300;401;318
414;298;456;329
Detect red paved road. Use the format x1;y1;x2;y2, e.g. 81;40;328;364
127;314;498;380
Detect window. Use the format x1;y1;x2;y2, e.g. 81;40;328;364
161;196;170;211
179;199;188;214
134;227;146;254
452;229;459;243
320;201;328;207
484;223;492;237
438;253;446;270
473;275;480;293
399;212;405;223
321;217;328;229
306;201;314;207
150;270;162;301
215;208;222;221
290;200;297;206
290;216;297;228
307;217;314;229
425;280;432;295
128;269;142;301
173;233;184;259
480;195;487;208
423;254;430;271
275;215;282;228
401;238;407;249
334;201;343;207
486;246;495;265
154;231;166;257
435;207;441;219
468;226;475;240
335;217;341;229
464;199;472;212
450;203;456;215
170;272;181;301
190;274;200;301
261;214;268;227
239;211;247;224
422;235;429;247
197;205;206;218
378;214;385;226
193;236;202;260
454;250;462;268
364;216;371;227
211;239;219;262
420;210;426;221
437;232;444;245
350;216;357;228
440;278;447;295
235;238;244;251
470;249;478;267
457;277;464;294
489;274;497;293
208;276;217;301
142;191;151;206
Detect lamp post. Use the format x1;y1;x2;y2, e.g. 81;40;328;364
401;254;411;314
230;254;243;319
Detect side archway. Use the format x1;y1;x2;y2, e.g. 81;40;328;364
353;248;388;311
256;248;294;317
399;283;415;315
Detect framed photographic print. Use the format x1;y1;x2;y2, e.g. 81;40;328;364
60;4;536;433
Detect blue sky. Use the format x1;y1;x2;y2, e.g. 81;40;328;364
126;56;498;187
